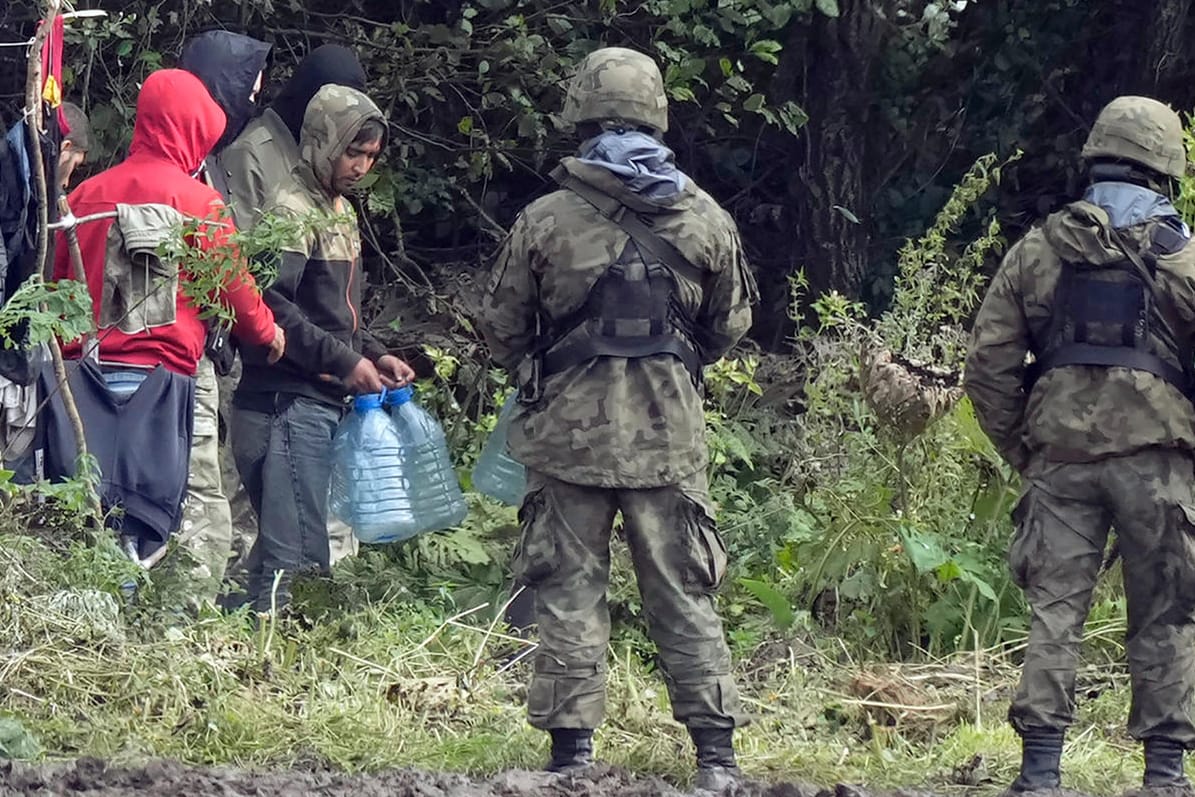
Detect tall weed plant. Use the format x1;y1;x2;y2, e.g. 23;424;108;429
733;152;1030;657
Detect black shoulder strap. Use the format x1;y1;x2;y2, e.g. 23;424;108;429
553;169;707;288
1109;227;1195;391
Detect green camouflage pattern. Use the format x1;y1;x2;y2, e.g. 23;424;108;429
516;467;747;730
561;47;670;133
964;201;1195;471
176;356;233;607
298;85;384;195
480;158;756;488
267;86;380;260
1007;449;1195;744
1081;95;1186;179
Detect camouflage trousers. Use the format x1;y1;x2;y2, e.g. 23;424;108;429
516;468;747;731
174;356;233;606
1009;448;1195;744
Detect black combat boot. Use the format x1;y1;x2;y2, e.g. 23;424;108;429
1144;738;1190;788
545;728;594;774
690;727;742;793
1005;729;1063;794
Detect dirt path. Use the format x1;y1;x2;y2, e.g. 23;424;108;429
0;758;943;797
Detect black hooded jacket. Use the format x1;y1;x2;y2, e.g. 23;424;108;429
270;44;366;142
219;44;367;229
178;30;272;154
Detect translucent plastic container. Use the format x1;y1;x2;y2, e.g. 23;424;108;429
385;386;468;535
471;392;527;506
329;391;415;543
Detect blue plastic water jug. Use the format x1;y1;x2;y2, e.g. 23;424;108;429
385;386;469;534
471;393;527;506
329;391;416;543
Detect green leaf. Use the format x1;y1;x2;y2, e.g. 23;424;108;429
776;101;808;135
457;116;474;135
749;39;783;65
739;578;795;630
832;204;861;224
935;559;963;583
0;716;41;759
719;57;733;78
743;93;766;113
961;569;999;602
816;0;840;17
899;526;949;574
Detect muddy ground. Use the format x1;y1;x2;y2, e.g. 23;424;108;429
0;758;951;797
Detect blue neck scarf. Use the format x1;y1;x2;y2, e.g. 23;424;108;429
576;130;688;200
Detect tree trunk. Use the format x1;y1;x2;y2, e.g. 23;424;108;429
1136;0;1193;96
770;0;892;331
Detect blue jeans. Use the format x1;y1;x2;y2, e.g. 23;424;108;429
232;396;342;612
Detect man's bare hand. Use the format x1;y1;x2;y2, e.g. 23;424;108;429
376;354;416;389
266;324;286;365
343;357;384;394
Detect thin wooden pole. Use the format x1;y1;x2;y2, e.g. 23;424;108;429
25;1;103;525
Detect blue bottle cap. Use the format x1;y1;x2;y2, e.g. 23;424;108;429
386;386;414;406
353;392;385;412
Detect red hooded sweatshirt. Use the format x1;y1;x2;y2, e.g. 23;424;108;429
54;69;275;376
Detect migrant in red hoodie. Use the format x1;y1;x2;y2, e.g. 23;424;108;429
53;69;276;375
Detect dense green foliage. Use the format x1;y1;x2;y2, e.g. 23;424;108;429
8;0;1194;338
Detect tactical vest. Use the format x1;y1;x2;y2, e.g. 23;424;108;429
536;172;705;385
540;239;703;384
1033;226;1193;396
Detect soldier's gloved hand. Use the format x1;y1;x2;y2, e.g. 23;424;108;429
343;356;384;395
376;354;416;388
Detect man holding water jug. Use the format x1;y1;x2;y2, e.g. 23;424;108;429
481;47;758;793
232;85;414;614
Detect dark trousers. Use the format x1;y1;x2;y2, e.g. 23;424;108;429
232;395;342;612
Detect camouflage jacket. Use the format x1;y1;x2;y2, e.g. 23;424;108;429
236;85;388;407
481;158;757;489
964;200;1195;470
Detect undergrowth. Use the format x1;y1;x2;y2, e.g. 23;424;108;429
0;525;1151;794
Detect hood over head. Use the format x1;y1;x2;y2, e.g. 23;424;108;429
127;69;226;176
272;44;366;142
300;84;385;194
178;30;272;154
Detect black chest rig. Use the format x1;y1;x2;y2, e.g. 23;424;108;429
536;173;706;386
1032;224;1193;396
541;239;702;383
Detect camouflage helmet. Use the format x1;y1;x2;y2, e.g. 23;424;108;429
1081;96;1186;179
561;47;669;134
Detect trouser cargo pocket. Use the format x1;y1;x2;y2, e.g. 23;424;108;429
681;497;728;594
512;487;558;586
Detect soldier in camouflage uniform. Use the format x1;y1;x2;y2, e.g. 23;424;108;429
965;96;1195;795
232;85;414;613
480;47;757;792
